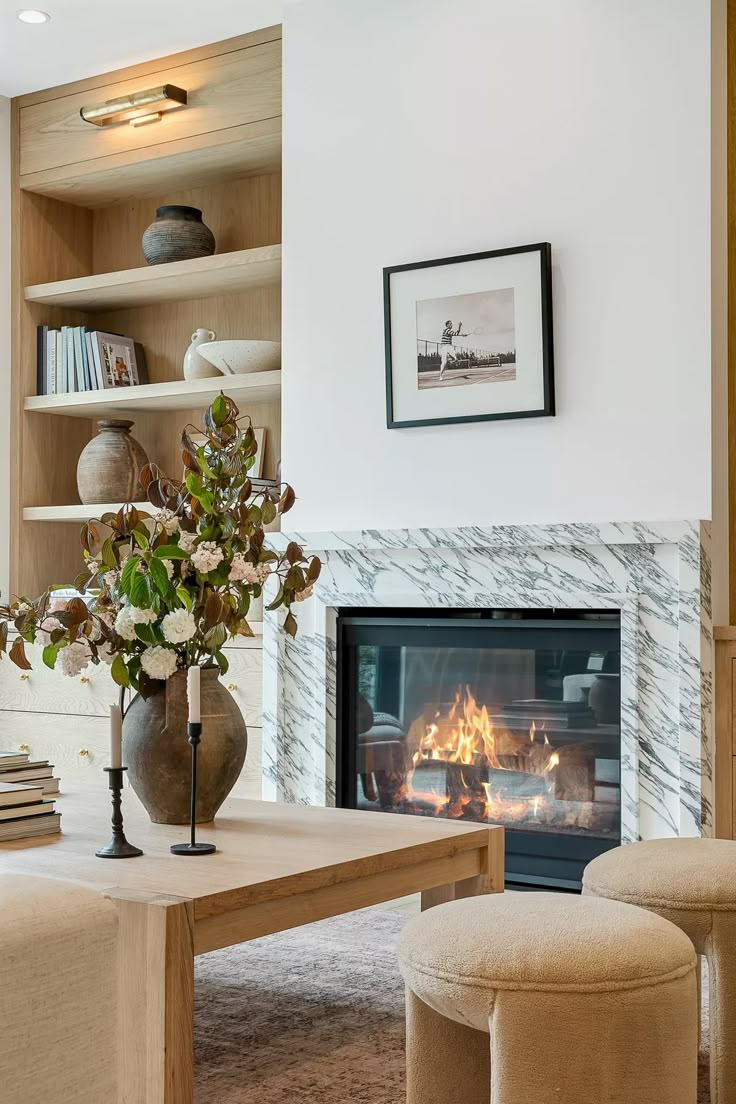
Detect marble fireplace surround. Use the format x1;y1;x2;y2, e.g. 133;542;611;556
263;521;713;843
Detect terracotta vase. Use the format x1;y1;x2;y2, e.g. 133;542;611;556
123;668;247;824
76;419;149;505
142;205;216;265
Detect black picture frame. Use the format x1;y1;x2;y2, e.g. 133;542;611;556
383;242;554;429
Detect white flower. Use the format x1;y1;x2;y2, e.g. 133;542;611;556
190;541;224;574
178;531;197;554
35;615;62;647
57;642;90;678
295;584;314;602
155;508;180;536
140;646;178;681
161;609;197;644
16;601;32;614
114;604;157;641
163;559;175;580
229;553;270;585
87;560;99;574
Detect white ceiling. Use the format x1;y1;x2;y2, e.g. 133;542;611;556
0;0;283;97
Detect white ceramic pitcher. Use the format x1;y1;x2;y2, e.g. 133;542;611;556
183;328;219;380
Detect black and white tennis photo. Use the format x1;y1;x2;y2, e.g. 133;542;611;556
416;287;516;390
384;242;554;429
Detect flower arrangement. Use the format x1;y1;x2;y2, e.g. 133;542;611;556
0;395;320;696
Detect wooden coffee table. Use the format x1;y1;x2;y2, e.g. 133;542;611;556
0;786;503;1104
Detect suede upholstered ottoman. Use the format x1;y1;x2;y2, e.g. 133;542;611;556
397;892;697;1104
584;838;736;1104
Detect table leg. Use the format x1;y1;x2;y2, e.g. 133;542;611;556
421;828;504;910
113;891;195;1104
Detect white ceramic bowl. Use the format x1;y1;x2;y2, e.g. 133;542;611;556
197;340;281;376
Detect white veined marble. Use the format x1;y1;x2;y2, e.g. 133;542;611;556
263;520;712;843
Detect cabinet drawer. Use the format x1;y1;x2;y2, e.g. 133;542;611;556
20;38;281;179
219;647;262;728
0;711;110;787
0;644;117;716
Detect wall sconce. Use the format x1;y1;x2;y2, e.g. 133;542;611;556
80;85;187;127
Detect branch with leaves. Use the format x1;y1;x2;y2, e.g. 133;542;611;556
0;394;320;699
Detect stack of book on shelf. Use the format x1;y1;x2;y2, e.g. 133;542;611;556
36;325;147;396
0;752;60;841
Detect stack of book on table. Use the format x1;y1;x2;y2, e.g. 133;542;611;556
491;699;598;731
0;751;60;841
36;325;147;396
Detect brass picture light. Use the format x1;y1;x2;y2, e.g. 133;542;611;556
80;84;187;127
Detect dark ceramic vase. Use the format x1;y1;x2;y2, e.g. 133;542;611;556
588;674;621;725
123;667;247;824
141;205;216;265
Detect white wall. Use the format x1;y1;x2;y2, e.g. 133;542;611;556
282;0;722;547
0;96;9;601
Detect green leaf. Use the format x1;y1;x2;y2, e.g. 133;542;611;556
215;650;229;676
100;537;117;569
132;529;149;550
211;394;228;426
130;572;153;609
120;554;140;596
175;586;193;612
203;622;227;651
266;584;285;612
262;499;277;525
134;623;158;645
153;544;189;560
110;654;130;688
284;610;298;638
42;643;59;670
149;557;171;597
185;472;204;498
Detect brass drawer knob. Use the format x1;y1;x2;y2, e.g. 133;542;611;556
79;676;90;684
227;682;238;691
19;673;29;681
18;743;29;752
78;748;89;757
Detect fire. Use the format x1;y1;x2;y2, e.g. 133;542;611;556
406;684;563;827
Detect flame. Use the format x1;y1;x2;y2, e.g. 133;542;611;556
402;685;578;828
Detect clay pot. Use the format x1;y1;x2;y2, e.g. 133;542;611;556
588;674;620;725
142;205;216;265
76;420;149;505
123;668;247;824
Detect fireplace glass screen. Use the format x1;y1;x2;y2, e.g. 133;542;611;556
337;610;622;888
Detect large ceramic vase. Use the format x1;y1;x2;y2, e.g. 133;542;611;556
123;668;247;824
142;205;216;265
76;419;149;505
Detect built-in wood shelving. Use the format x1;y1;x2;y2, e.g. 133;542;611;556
24;246;281;312
23;503;149;523
24;372;282;419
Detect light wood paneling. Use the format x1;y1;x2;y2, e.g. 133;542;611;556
19;39;281;179
20;119;281;209
714;627;736;837
25;245;281;311
729;0;736;618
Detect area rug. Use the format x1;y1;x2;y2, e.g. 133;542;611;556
194;909;711;1102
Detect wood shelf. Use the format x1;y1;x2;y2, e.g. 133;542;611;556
24;503;148;522
23;246;281;312
24;372;281;418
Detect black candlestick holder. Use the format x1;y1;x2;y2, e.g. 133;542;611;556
96;766;143;859
171;721;216;856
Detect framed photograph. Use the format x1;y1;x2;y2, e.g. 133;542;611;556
384;242;554;429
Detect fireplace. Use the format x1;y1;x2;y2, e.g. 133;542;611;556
336;608;622;888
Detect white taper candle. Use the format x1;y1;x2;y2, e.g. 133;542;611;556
188;665;201;724
110;703;123;770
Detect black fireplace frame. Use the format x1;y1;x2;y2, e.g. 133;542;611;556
336;607;622;891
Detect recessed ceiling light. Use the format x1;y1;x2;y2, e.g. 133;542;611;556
17;9;51;23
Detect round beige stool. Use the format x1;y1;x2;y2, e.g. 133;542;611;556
584;838;736;1104
397;892;697;1104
